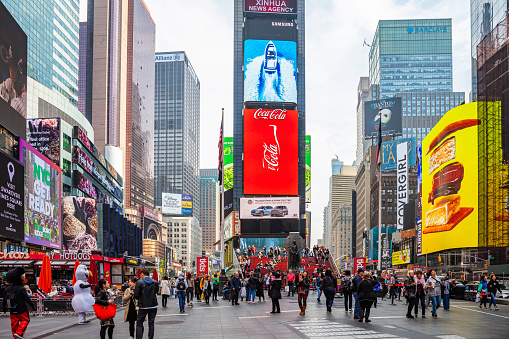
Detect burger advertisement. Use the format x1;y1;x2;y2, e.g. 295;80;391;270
422;103;479;253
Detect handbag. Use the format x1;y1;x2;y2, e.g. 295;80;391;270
240;287;247;298
475;292;481;303
93;304;117;321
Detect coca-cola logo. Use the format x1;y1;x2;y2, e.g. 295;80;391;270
253;108;287;120
263;125;280;171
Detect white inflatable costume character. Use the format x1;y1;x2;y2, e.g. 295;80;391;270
72;264;95;324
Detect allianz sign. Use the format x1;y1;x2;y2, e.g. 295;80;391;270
407;26;447;34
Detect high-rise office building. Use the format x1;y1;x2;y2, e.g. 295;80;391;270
154;51;200;218
78;22;87;116
470;0;508;100
369;19;465;146
200;169;220;254
331;204;353;261
356;77;371;166
331;158;343;175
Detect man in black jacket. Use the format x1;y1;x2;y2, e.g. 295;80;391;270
351;268;364;319
134;268;158;339
230;272;241;305
3;267;35;339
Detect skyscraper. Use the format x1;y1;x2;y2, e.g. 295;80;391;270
356;77;371;166
154;51;200;219
200;169;220;255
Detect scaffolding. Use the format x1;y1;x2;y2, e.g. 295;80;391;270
477;14;509;263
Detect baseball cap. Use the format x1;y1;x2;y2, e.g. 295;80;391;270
357;268;365;273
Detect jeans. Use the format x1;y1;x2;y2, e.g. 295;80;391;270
343;291;352;311
186;288;193;303
353;291;360;317
223;288;230;299
100;324;114;339
287;281;294;296
312;282;317;292
136;308;157;339
443;293;450;310
324;287;336;308
415;293;426;316
298;296;307;307
489;292;497;307
317;288;322;300
248;288;256;302
176;290;186;311
430;295;441;316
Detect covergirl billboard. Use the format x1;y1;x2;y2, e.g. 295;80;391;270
243;108;298;195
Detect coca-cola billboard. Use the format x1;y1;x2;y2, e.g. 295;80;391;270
244;108;298;195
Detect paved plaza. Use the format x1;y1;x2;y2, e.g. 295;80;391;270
2;293;509;339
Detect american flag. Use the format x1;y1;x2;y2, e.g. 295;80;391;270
218;111;224;185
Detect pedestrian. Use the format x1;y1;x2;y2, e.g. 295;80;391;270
286;269;295;297
248;272;258;303
357;272;376;323
487;274;501;310
414;270;427;318
230;272;241;305
123;277;139;339
478;275;488;310
426;269;441;318
316;273;323;301
159;276;171;308
403;270;416;318
269;272;282;313
134;268;158;339
3;267;35;339
341;270;353;312
95;278;115;339
175;272;187;313
203;276;212;304
256;272;265;302
297;271;310;315
442;275;452;311
186;273;194;307
352;268;364;319
212;274;220;301
194;276;201;302
222;279;231;300
320;269;337;313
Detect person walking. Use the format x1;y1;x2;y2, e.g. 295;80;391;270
478;275;488;310
123;277;139;339
352;268;364;319
3;267;35;339
269;272;282;313
414;270;427;318
175;272;188;313
194;277;201;302
442;275;452;311
95;279;115;339
316;273;323;302
357;272;376;323
403;270;416;318
320;269;337;313
186;273;194;307
256;272;265;302
159;276;171;308
286;269;296;297
341;270;353;312
247;272;258;303
297;271;310;315
134;268;158;339
487;274;501;311
230;272;241;306
212;274;220;302
203;276;212;304
426;269;441;318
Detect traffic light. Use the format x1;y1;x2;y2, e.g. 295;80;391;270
438;255;441;262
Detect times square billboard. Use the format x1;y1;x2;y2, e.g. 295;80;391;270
244;0;297;14
243;108;298;195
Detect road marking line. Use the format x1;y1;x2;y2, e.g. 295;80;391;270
451;305;509;319
156;313;188;316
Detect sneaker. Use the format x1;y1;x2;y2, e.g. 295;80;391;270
365;319;371;323
422;315;426;318
406;314;414;319
14;335;25;339
495;307;499;311
349;309;352;312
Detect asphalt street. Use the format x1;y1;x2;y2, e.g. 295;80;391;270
1;292;508;338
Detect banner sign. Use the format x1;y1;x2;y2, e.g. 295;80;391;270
305;135;311;202
26;119;60;166
381;138;416;171
392;249;411;266
162;193;193;215
416;145;422;256
397;142;409;230
354;257;366;272
244;0;297;14
223;137;233;191
197;257;208;275
62;196;97;251
240;197;299;219
364;97;402;136
0;151;24;241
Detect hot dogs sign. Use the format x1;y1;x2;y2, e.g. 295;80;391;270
422;103;479;253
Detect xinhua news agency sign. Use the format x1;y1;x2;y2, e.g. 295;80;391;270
407;26;448;34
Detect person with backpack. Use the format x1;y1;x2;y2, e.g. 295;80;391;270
352;268;364;319
3;267;35;339
341;270;353;312
134;268;158;339
175;272;188;312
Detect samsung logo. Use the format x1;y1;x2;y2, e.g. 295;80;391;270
407;26;447;34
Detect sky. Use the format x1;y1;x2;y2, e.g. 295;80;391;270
79;0;471;246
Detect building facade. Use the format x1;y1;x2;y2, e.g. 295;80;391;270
356;77;371;166
355;153;371;258
164;216;202;273
200;169;220;255
331;204;353;261
154;52;200;216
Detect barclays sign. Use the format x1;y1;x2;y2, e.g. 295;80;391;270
407;26;447;34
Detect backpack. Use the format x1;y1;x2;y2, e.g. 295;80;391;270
176;279;186;291
341;277;352;292
4;288;19;311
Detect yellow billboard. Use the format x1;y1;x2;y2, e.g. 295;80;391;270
392;249;411;266
421;103;479;254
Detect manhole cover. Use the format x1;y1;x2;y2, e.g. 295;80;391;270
156;320;185;325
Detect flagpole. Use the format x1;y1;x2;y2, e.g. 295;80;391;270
377;108;383;273
220;108;225;271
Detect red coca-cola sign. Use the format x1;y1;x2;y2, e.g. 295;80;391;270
244;108;298;195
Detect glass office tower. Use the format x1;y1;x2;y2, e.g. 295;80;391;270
154;52;200;219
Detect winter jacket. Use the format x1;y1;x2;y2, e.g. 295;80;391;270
248;277;259;290
478;281;488;295
123;288;140;322
341;275;352;293
296;278;310;297
320;276;337;291
415;276;426;295
426;276;442;297
269;278;282;299
160;279;171;295
230;276;242;291
403;276;416;298
352;274;363;293
175;276;188;292
357;279;377;300
95;289;111;306
488;279;501;294
2;285;35;315
134;277;159;309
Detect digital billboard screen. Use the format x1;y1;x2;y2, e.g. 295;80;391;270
244;17;296;41
26;118;60;166
0;150;24;241
422;103;479;254
364;97;402;137
243;108;298;195
305;135;311;202
240;197;299;220
244;0;297;14
0;2;27;118
223;137;234;191
19;139;61;249
244;39;297;103
381;137;416;171
62;196;98;251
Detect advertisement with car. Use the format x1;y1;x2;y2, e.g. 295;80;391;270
240;197;299;220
